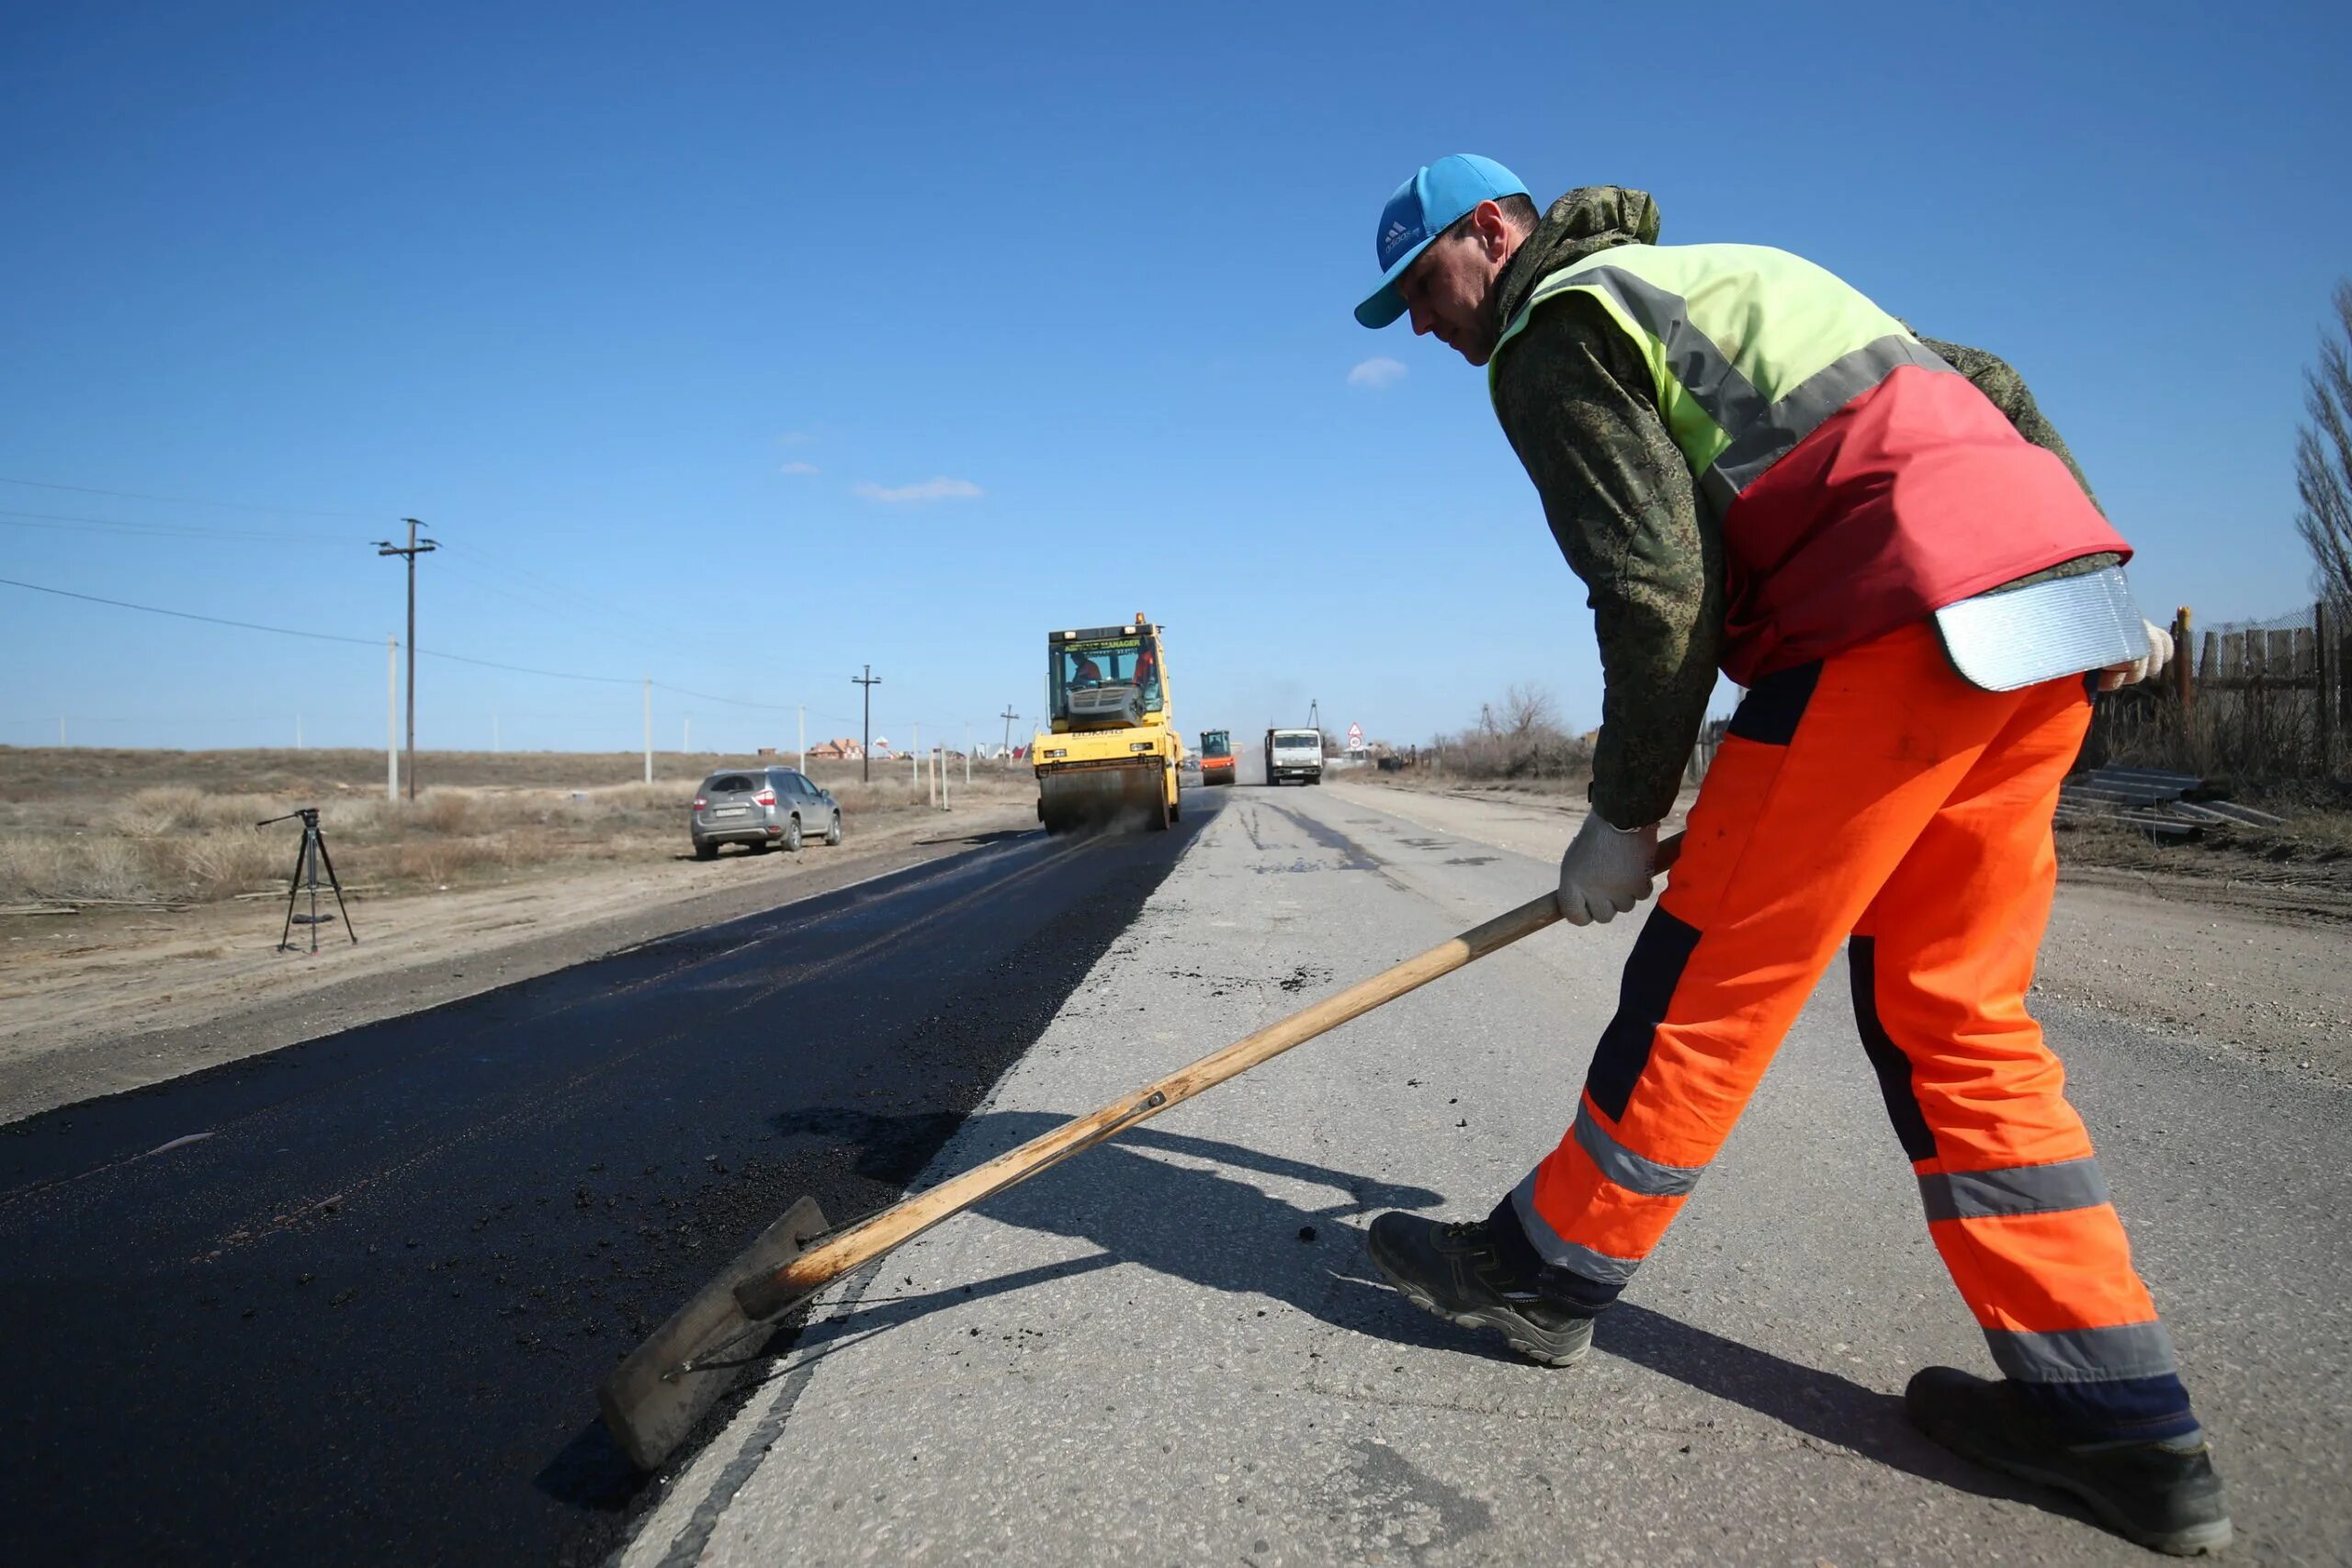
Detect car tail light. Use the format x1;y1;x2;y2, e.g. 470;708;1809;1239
692;796;707;810
753;788;776;807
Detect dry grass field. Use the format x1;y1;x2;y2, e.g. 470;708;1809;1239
0;747;1033;908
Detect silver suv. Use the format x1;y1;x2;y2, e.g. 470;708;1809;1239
691;765;842;858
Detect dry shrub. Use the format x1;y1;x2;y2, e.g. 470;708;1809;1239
419;790;472;833
118;785;209;833
595;781;697;810
161;829;291;899
114;787;287;836
386;839;505;886
827;779;910;817
0;835;153;903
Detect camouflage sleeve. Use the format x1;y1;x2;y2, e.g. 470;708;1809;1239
1918;335;2103;511
1491;294;1723;828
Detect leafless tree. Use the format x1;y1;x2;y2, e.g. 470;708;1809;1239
2296;279;2352;609
1498;682;1561;740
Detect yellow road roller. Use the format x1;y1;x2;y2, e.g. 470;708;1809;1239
1033;614;1184;833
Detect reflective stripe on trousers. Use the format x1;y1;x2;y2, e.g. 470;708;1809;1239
1510;623;2198;1439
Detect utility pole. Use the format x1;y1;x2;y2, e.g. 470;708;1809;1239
641;678;651;784
797;704;806;770
374;519;436;801
1000;705;1018;768
912;722;921;792
296;713;303;750
387;637;399;801
964;723;971;787
852;666;880;782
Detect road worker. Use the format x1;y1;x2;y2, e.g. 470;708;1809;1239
1351;154;2227;1555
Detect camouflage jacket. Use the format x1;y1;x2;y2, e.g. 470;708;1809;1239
1487;187;2115;827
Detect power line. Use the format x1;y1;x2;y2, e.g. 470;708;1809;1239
0;574;382;647
650;679;795;712
431;547;725;671
433;539;844;685
416;647;635;684
436;539;661;642
0;572;867;719
0;507;340;542
0;475;381;520
0;479;867;691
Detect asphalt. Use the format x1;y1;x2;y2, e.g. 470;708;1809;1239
617;779;2351;1568
0;806;1214;1566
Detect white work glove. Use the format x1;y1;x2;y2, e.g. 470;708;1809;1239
1556;812;1660;927
2098;619;2174;692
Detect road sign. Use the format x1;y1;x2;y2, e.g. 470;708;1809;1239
1347;723;1364;753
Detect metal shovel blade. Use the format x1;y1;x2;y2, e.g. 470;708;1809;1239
597;1195;830;1471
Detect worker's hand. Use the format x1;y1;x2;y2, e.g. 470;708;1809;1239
2097;618;2175;692
1556;813;1660;927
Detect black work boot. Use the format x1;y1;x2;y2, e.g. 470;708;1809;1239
1365;1211;1594;1367
1906;1367;2232;1555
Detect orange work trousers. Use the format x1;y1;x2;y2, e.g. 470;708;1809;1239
1509;622;2196;1439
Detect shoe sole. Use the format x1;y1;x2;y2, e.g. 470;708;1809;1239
1918;1414;2233;1556
1364;1240;1589;1369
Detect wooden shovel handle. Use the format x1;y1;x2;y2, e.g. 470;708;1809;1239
735;827;1686;1321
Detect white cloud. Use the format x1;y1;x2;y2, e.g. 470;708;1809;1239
1348;356;1408;389
854;476;983;503
775;429;816;446
778;461;820;475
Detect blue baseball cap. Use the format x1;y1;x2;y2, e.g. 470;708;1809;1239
1354;153;1529;329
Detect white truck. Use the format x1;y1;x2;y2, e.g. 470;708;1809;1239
1263;728;1324;786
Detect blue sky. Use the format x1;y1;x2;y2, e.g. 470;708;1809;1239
4;1;2346;758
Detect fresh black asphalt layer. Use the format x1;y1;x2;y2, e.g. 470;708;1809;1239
0;799;1217;1566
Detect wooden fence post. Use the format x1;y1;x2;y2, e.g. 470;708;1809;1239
2172;606;2194;711
2319;599;2336;773
2341;627;2352;728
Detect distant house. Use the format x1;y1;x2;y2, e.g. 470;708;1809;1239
806;738;864;761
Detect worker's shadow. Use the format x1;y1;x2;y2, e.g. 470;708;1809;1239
768;1106;2081;1524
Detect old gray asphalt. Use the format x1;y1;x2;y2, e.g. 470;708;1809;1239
620;782;2349;1567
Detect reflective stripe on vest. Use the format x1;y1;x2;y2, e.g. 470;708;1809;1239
1491;243;1952;516
1489;243;2133;683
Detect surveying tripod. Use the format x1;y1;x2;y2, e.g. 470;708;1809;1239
256;807;357;953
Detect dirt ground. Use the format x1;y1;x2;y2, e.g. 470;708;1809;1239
0;787;1036;1123
1341;774;2352;1085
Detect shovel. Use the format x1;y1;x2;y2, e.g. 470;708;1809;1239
600;830;1686;1469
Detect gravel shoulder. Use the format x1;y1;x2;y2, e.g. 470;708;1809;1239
0;801;1035;1122
1335;777;2352;1085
